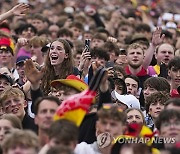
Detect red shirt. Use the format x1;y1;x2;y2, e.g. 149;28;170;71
125;66;148;76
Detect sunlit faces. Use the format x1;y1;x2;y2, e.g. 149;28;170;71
2;97;27;119
155;43;174;66
126;47;144;69
34;100;59;130
149;101;165;119
168;67;180;89
127;109;144;124
125;78;138;96
96;118;124;139
143;86;158;101
49;41;68;66
0;119;13;144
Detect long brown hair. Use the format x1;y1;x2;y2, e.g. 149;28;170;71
41;39;73;95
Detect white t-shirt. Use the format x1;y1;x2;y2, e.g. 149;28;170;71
75;142;101;154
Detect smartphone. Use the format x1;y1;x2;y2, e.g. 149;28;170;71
85;39;91;51
105;61;114;68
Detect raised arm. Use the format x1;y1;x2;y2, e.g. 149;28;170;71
143;27;165;69
24;59;45;91
0;3;29;22
78;48;91;79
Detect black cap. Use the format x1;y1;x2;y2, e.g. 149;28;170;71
16;56;30;65
0;73;13;85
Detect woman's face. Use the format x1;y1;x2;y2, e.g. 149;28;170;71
0;119;13;144
127;109;144;124
49;41;68;66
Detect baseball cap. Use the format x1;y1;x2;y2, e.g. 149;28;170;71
16;56;30;65
166;21;177;29
51;75;88;92
0;73;13;85
111;90;140;109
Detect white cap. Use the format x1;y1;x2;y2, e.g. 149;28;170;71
111;90;140;109
166;22;177;29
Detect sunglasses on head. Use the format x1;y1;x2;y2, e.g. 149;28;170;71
102;103;123;112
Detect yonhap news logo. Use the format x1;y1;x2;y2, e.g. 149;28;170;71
97;132;176;148
116;136;176;144
97;132;112;148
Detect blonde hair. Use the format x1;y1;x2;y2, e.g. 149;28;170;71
0;87;25;107
29;36;49;47
127;43;144;54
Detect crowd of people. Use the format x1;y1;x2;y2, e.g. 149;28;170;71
0;0;180;154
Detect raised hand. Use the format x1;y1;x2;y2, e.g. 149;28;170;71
84;5;96;16
24;59;45;85
10;3;29;16
99;67;114;92
17;38;29;48
107;37;117;43
78;48;91;71
152;27;165;47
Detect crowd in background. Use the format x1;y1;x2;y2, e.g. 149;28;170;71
0;0;180;154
